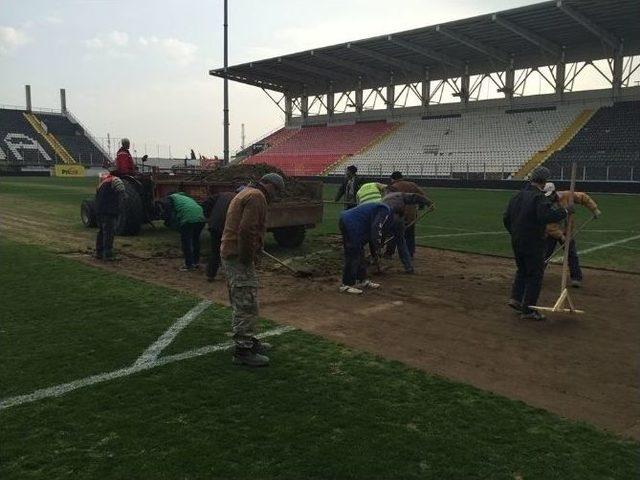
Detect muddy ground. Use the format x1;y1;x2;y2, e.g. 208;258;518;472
77;245;639;441
2;208;638;439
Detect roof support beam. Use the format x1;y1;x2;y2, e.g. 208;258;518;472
491;14;562;57
209;69;287;92
386;35;464;70
435;25;510;64
249;63;316;86
277;58;354;82
310;51;384;80
346;43;424;75
556;1;618;50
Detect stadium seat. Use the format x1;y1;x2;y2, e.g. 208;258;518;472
244;122;397;175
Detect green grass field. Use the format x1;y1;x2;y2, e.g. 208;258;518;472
1;239;638;479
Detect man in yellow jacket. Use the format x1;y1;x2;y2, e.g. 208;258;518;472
356;182;387;204
543;182;602;287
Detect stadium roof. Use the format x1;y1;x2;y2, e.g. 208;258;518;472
209;0;640;96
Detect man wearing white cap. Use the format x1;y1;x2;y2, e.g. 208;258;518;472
542;182;602;287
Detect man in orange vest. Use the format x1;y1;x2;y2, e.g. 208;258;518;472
543;182;602;287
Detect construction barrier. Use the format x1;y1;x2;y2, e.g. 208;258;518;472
53;164;86;177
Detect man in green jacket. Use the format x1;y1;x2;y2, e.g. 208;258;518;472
166;192;206;271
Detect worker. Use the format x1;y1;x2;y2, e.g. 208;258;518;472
386;171;434;258
202;191;236;282
335;165;360;210
382;192;431;274
114;138;136;176
356;182;386;204
543;182;602;287
221;173;285;367
94;171;126;261
339;200;394;294
503;166;569;321
164;192;206;271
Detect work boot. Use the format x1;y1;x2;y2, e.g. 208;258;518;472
571;279;582;288
252;338;272;355
339;285;363;295
179;265;192;272
232;346;269;367
507;299;522;311
520;310;546;321
357;279;380;289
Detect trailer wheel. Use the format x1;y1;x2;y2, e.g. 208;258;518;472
116;181;144;236
80;199;97;228
273;225;306;248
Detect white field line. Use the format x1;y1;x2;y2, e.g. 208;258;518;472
134;300;212;366
416;231;506;239
578;234;640;255
0;325;295;411
549;233;640;263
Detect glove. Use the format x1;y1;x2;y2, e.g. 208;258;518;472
559;235;566;245
593;209;602;219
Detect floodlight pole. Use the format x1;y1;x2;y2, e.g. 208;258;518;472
223;0;230;165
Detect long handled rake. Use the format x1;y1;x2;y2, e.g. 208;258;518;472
544;215;595;264
532;163;584;315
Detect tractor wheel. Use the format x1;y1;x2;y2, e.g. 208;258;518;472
116;181;144;236
272;225;306;248
80;199;97;228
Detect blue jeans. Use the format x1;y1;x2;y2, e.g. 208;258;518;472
339;219;367;286
179;222;204;267
545;237;582;281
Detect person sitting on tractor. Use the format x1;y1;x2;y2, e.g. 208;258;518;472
115;138;136;176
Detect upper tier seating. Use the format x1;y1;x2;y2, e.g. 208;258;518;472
544;101;640;181
37;113;108;166
244;122;397;175
0;109;57;167
329;105;586;178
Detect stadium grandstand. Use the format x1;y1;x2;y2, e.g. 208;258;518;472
0;87;109;174
211;0;640;183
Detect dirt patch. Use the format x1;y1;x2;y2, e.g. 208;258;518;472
72;243;640;440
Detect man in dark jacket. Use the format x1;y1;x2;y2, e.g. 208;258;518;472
94;172;126;260
202;191;236;281
338;201;392;294
335;165;360;210
503;166;568;320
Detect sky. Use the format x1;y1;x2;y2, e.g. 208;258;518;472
0;0;623;158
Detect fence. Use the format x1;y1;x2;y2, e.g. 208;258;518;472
331;161;638;182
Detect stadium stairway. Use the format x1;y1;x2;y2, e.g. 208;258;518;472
514;108;595;179
23;112;76;164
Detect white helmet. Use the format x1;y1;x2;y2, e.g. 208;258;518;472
543;182;556;197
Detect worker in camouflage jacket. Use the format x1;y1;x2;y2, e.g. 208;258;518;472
220;173;285;367
542;182;602;287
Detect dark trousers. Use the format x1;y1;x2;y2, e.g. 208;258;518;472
383;220;414;272
179;222;205;268
340;220;367;286
96;214;116;258
405;224;416;258
545;237;582;281
510;247;545;313
207;229;223;279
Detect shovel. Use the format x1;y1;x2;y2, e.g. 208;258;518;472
262;250;313;278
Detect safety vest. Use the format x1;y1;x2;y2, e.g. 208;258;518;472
357;182;382;204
